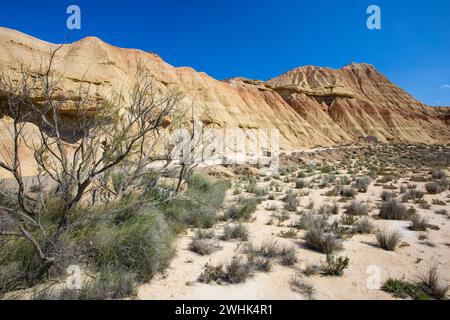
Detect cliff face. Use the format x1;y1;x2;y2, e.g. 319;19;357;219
0;27;448;151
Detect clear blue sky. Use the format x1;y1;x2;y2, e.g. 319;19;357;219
1;0;449;105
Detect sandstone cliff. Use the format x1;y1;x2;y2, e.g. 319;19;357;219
0;27;448;152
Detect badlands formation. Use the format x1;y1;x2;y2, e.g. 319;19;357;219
0;26;449;152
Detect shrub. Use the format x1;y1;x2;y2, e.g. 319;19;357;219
355;217;374;234
289;275;316;300
382;278;430;300
339;176;351;185
196;229;215;239
295;179;307;189
431;169;447;180
379;199;409;220
381;191;395;202
253;257;272;272
322;254;349;276
345;201;369;216
295;213;328;231
354;177;370;193
425;182;441;194
224;197;258;221
340;188;356;198
420;264;449;300
376;229;402;251
279;247;297;266
340;214;358;226
305;225;343;254
188;239;220;256
222;224;249;241
225;257;254;283
283;191;299;212
409;214;428;232
198;263;225;283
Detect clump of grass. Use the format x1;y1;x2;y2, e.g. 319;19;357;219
196;229;215;239
381;191;396;202
277;228;298;239
253;257;272;272
409;214;428;232
345;201;369;216
340;188;356;198
376;229;402;251
340;214;358;226
354;177;370;193
189;239;220;256
355;216;374;234
279;247;297;266
322;254;349;276
225;256;254;283
425;182;441;194
295;179;307;189
224;197;258;221
222;224;249;241
318;203;339;215
431;169;447;180
420;264;449;300
295;213;328;231
305;225;343;254
198;263;225;283
382;278;430;300
282;191;299;212
379;199;409;220
289;275;316;300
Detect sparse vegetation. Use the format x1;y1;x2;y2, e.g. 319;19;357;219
379;199;409;220
376;229;402;251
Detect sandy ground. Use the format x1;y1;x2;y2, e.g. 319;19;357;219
137;167;450;300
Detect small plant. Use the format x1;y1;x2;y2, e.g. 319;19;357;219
295;179;307;189
340;188;356;198
277;228;298;239
354;177;370;193
340;213;358;226
355;216;374;234
379;199;409;220
279;247;297;266
425;182;441;194
283;191;299;212
198;263;225;283
222;224;249;241
303;264;321;277
305;225;343;254
382;278;430;300
196;229;215;239
376;229;402;251
345;201;369;216
289;275;316;300
253;257;272;272
225;256;254;284
432;199;446;206
224;197;258;221
189;239;220;256
409;214;428;232
431;169;447;180
322;254;349;276
420;264;449;300
381;191;395;202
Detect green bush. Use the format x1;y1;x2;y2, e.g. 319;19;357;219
322;254;349;276
224;197;258;221
376;229;402;251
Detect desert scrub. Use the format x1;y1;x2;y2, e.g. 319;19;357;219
425;182;442;194
376;229;402;251
322;254;349;276
222;224;249;241
295;179;307;189
353;177;370;193
295;213;328;231
355;216;374;234
224;197;258;221
188;239;221;256
345;201;369;216
279;247;297;266
409;214;429;232
340;187;356;198
289;275;316;300
379;199;409;220
380;191;396;202
195;229;215;239
282;190;299;212
420;264;449;300
382;278;430;300
305;225;343;254
431;169;447;180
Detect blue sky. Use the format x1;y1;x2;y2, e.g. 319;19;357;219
1;0;449;105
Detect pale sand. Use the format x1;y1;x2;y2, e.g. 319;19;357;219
138;170;450;300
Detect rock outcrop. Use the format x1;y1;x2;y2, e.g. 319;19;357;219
0;27;449;152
